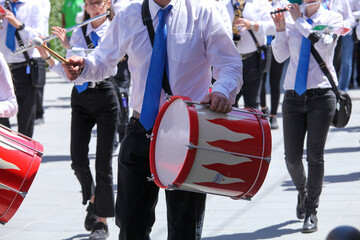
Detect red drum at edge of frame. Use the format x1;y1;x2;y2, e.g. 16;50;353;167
0;125;43;224
149;96;271;200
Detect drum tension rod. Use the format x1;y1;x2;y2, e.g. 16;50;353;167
147;174;155;182
146;133;154;141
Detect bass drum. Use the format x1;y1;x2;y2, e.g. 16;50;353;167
0;125;43;224
150;96;271;200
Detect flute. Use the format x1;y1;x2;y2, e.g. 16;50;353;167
270;1;320;15
11;11;110;56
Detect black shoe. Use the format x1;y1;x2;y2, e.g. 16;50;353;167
89;222;109;240
296;192;306;220
302;214;318;233
269;117;279;129
34;117;45;125
85;202;98;231
261;107;269;116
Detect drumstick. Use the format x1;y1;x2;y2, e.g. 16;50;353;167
270;1;320;15
32;37;69;64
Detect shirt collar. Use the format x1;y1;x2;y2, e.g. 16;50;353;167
303;4;325;24
86;19;110;37
149;0;178;21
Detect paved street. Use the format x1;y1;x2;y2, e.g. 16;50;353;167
1;71;360;240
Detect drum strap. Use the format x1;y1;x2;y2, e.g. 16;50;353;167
141;0;173;96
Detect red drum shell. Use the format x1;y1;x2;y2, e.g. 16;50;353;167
0;125;43;224
150;96;271;200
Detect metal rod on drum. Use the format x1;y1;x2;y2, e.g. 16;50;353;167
183;100;268;118
11;11;110;56
270;1;320;15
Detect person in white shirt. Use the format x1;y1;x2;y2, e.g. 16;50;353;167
0;0;44;138
62;0;243;239
225;0;275;109
271;0;342;233
37;1;117;239
34;0;50;125
0;52;18;124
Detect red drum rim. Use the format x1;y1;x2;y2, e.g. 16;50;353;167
150;96;199;189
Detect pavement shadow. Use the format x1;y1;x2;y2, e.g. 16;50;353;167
324;147;360;154
329;126;360;133
62;233;88;240
281;171;360;191
202;220;300;240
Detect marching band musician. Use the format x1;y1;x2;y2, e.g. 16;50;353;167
37;1;118;239
62;0;243;239
224;0;275;109
0;51;18;123
0;0;44;138
271;0;342;233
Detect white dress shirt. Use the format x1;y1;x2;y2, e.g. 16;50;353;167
213;0;232;37
224;0;275;54
328;0;356;29
0;52;18;118
112;0;136;14
0;0;42;63
272;7;343;91
50;19;115;81
77;0;243;114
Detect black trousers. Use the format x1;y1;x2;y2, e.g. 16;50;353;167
11;65;37;138
260;55;285;115
234;52;262;109
116;117;206;240
0;118;10;128
70;82;118;217
282;89;336;214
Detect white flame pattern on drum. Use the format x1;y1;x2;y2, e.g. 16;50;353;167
0;133;26;152
184;107;255;188
0;158;20;171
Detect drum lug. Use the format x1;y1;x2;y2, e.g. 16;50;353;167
168;184;179;190
146;133;154;141
186;142;195;150
147;174;155;182
165;93;172;101
231;196;252;201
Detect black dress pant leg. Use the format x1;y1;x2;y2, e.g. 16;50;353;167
93;83;118;217
234;53;262;109
70;87;96;205
116;118;207;240
116;118;159;240
11;66;36;138
282;90;336;214
0;118;10;128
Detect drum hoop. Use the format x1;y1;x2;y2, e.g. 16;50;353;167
240;107;271;198
149;96;199;189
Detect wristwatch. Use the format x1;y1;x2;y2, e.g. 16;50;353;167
250;21;255;31
16;23;25;31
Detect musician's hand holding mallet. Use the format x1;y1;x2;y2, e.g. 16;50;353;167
62;56;85;81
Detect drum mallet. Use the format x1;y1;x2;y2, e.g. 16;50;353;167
32;37;69;64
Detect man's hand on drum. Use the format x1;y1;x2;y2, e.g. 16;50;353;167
200;91;232;113
62;56;85;81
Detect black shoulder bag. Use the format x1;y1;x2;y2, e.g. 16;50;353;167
248;30;272;73
310;45;352;128
5;0;46;88
141;0;172;96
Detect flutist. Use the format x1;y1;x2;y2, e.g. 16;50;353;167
271;0;343;233
0;0;44;138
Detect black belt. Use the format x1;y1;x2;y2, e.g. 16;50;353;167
286;88;332;96
132;110;140;119
8;61;28;71
240;51;257;61
83;78;110;89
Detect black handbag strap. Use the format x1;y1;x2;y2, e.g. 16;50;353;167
248;30;262;53
310;45;343;101
5;0;31;65
141;0;172;95
81;25;96;49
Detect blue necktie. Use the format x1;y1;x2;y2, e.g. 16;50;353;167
76;31;100;93
294;18;314;96
6;1;21;52
140;5;172;131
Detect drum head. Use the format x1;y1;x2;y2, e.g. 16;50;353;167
150;96;198;188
